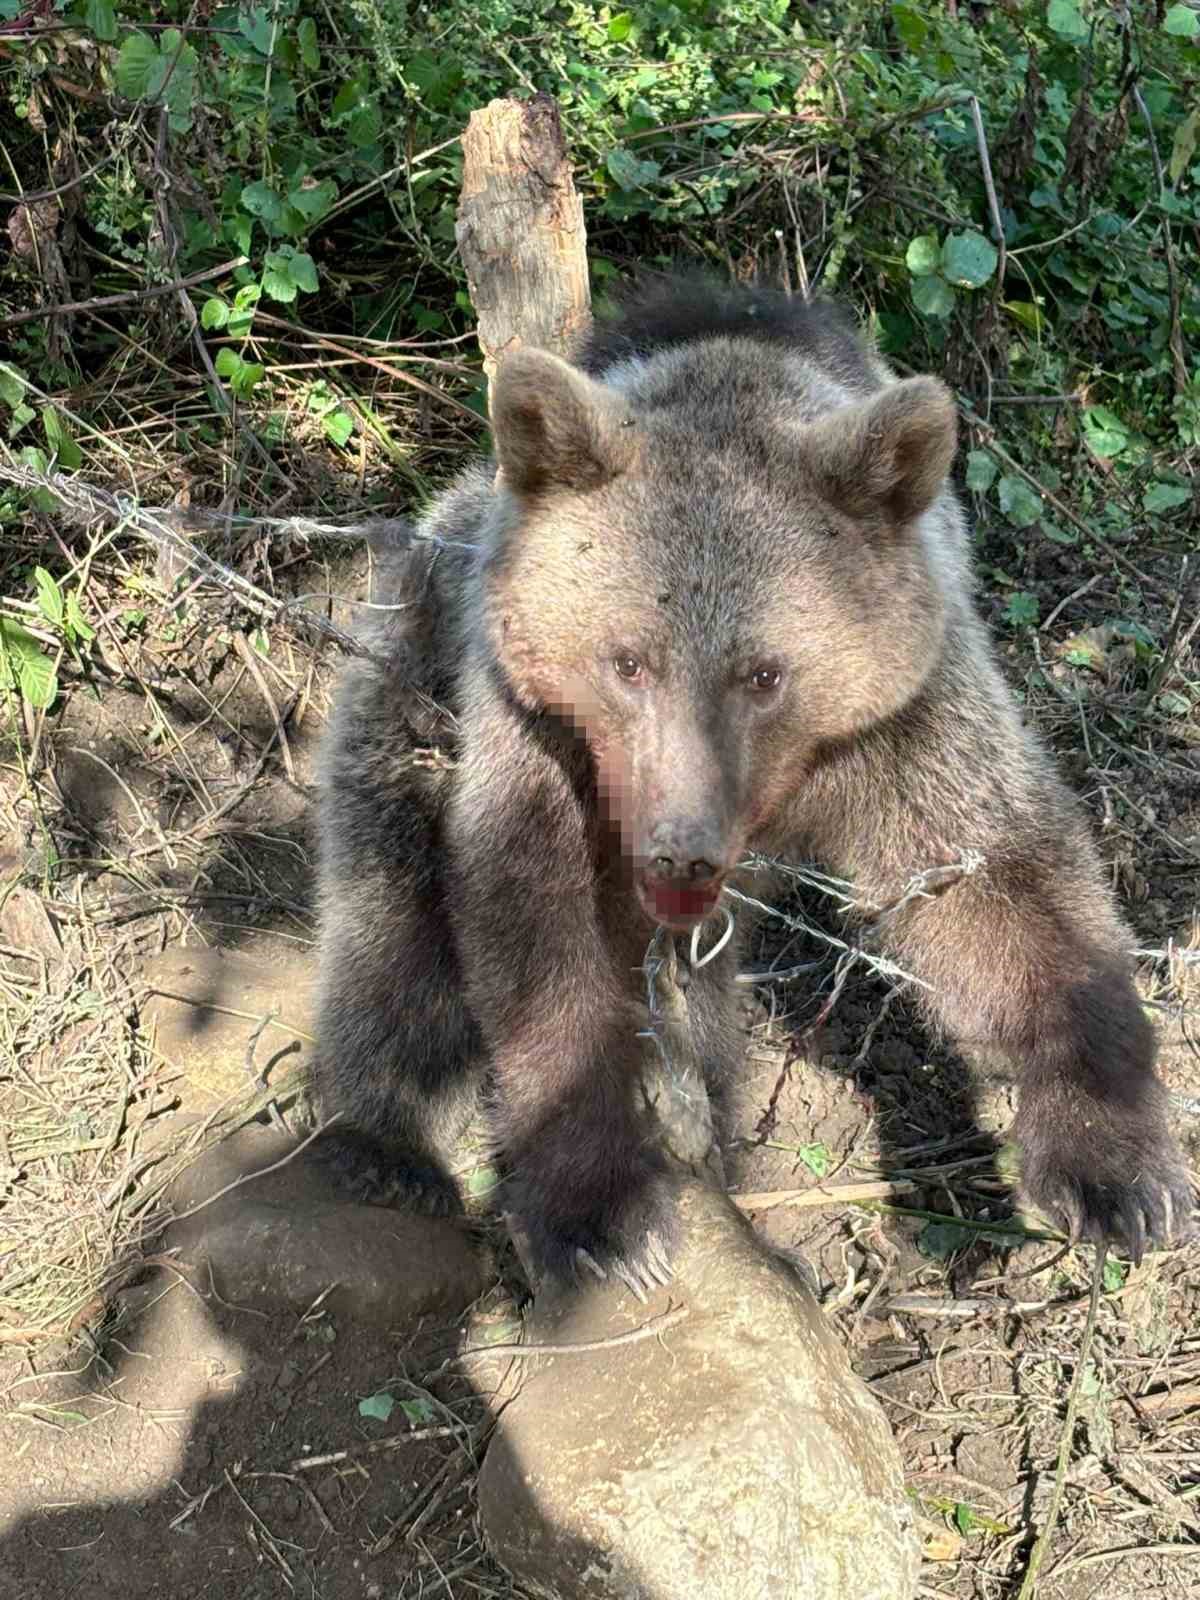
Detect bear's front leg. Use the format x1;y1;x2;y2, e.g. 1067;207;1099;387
446;667;682;1295
801;716;1194;1260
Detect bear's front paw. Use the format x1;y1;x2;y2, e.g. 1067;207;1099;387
1016;1097;1194;1263
512;1167;683;1300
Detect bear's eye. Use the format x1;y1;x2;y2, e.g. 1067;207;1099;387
614;653;643;681
749;666;782;693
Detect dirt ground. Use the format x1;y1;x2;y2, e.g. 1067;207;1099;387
0;526;1197;1600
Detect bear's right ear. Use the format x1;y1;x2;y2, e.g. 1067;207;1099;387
491;348;636;497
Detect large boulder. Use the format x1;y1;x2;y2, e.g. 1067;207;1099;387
477;1181;919;1600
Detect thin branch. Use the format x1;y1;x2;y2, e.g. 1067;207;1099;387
0;257;248;330
1014;1248;1108;1600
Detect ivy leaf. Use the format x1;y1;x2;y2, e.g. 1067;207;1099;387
911;274;955;318
200;298;229;331
84;0;117;43
1047;0;1089;40
1164;4;1199;37
998;475;1042;527
965;449;997;492
608;10;633;41
116;33;159;99
942;231;998;289
905;234;942;277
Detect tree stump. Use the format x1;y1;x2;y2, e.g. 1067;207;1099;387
455;94;592;385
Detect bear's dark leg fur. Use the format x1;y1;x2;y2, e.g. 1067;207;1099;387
311;654;481;1213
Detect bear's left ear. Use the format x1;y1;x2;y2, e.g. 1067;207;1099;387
800;376;958;525
491;348;637;497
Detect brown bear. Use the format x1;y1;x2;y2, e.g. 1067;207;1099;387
310;271;1193;1293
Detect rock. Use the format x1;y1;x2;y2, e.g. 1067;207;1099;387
163;1126;484;1327
477;1183;919;1600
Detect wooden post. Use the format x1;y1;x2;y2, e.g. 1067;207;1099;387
455;94;592;386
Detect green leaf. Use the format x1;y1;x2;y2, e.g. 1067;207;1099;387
918;1220;973;1260
0;366;26;409
1082;406;1129;459
241;180;284;225
116;33;159;99
965;449;996;492
1004;590;1040;627
83;0;117;42
238;6;275;55
200;298;229;331
606;147;661;190
289;251;319;293
42;407;82;469
1102;1257;1127;1292
905;234;942;277
65;591;95;643
467;1163;500;1197
357;1392;394;1422
797;1142;832;1179
911;274;955;318
1169;109;1200;186
298;16;320;69
322;410;354;447
399;1396;438;1424
998;475;1042;527
1142;481;1191;513
608;10;633;41
891;4;928;50
263;251;300;303
0;619;59;709
1003;300;1045;335
214;348;241;378
954;1502;978;1537
1164;4;1199;37
1047;0;1089;41
942;231;998;289
289;179;337;221
33;567;64;627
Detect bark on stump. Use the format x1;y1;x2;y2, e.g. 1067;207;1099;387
456;94;592;384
